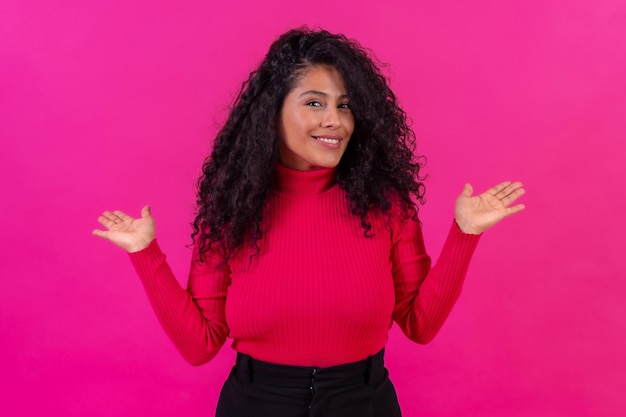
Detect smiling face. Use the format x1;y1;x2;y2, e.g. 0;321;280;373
277;65;354;170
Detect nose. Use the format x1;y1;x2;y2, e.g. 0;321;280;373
321;107;340;128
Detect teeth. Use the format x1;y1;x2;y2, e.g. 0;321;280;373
316;137;340;144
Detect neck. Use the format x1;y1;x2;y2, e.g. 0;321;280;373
274;163;337;197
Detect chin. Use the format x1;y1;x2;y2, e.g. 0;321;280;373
316;159;342;169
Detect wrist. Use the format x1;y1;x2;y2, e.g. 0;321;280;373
127;238;154;253
455;219;482;235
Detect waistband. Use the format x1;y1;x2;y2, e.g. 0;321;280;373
234;349;387;388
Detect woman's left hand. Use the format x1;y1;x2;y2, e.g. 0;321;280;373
454;182;526;234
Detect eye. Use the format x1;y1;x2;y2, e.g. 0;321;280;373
306;101;323;107
338;102;351;110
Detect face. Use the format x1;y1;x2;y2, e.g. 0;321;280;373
278;65;354;170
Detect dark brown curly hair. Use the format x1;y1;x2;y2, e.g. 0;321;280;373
192;27;426;263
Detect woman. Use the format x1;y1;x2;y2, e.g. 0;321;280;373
93;28;525;416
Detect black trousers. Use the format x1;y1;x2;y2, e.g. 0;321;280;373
215;349;402;417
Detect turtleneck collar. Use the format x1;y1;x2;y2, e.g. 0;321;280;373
274;163;337;197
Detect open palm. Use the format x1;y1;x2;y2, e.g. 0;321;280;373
93;206;155;252
455;182;525;234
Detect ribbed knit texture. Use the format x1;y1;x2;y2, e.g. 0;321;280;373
129;163;480;367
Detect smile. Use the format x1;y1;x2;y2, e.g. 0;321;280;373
313;136;341;145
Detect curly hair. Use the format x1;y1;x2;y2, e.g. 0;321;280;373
192;26;426;263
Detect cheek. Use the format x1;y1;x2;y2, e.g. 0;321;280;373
283;110;311;137
280;117;308;151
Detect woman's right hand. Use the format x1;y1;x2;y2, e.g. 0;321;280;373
93;205;155;253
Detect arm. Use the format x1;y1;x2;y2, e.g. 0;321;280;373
392;181;525;343
93;206;229;365
129;239;230;366
391;218;479;344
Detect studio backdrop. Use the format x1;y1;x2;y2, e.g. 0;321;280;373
1;1;624;416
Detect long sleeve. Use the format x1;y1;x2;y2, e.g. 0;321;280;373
128;239;230;365
124;165;480;367
391;219;480;344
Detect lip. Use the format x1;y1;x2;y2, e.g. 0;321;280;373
312;135;343;148
312;134;342;140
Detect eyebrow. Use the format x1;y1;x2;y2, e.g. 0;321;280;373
298;90;350;99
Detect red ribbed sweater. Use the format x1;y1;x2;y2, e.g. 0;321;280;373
129;163;480;367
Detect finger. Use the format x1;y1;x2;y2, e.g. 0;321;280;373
460;183;473;198
504;203;526;217
92;229;109;239
102;210;122;223
113;210;131;222
497;181;524;197
97;215;117;229
486;182;513;197
500;187;526;206
141;205;151;218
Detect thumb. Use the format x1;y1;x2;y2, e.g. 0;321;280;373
141;205;152;218
92;229;109;239
461;183;473;198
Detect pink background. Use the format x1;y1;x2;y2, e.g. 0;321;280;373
1;0;625;416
